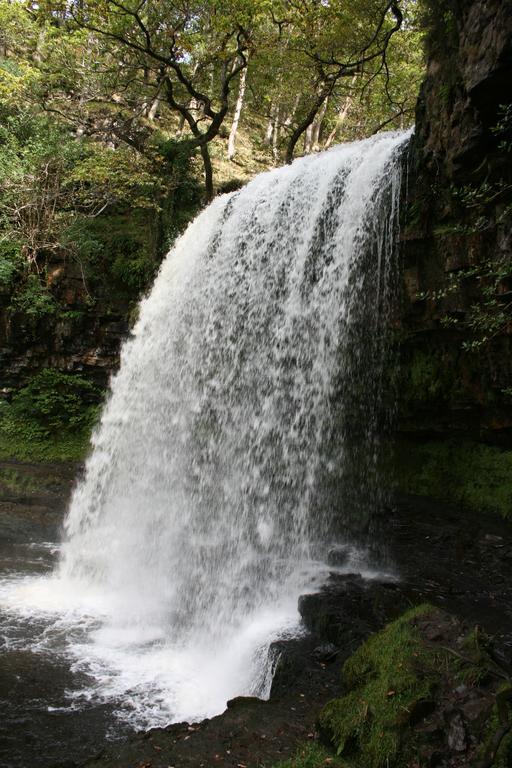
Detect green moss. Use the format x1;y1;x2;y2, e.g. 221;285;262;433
318;605;436;768
0;240;23;288
10;273;57;319
0;465;68;493
408;351;445;401
477;685;512;768
83;211;158;299
400;349;466;407
10;369;99;432
270;743;343;768
0;466;42;493
394;439;512;520
431;222;465;237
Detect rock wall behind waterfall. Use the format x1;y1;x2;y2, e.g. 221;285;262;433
399;0;512;446
394;0;512;518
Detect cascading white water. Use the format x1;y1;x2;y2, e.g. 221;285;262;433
1;130;410;728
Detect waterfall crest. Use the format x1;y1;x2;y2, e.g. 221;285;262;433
54;130;409;724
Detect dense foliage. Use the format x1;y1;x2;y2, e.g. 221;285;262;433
0;0;424;271
0;0;425;458
0;368;99;460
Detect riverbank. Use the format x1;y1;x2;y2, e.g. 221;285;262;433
81;493;512;768
1;459;511;768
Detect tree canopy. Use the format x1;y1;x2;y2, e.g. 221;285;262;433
0;0;425;291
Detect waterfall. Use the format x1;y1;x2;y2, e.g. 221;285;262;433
20;131;409;726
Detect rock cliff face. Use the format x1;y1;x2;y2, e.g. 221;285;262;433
416;0;512;181
0;213;156;395
399;0;512;446
0;266;129;394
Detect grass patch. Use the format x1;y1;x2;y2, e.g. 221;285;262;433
394;439;512;520
0;407;92;462
318;605;437;768
270;743;343;768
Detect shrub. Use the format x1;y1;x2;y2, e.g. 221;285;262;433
110;238;156;292
11;368;99;434
9;273;56;318
0;240;22;288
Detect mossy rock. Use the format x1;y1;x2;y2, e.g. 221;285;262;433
318;605;436;768
270;605;510;768
400;349;464;407
477;684;512;767
317;605;512;767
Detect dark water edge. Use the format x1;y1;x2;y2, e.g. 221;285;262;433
0;460;511;768
0;460;133;768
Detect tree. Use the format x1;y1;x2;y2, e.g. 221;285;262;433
41;0;259;200
227;55;249;161
1;0;424;212
230;0;422;166
268;0;405;163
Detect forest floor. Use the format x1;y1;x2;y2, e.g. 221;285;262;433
0;461;511;768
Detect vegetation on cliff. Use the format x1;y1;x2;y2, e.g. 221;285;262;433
0;3;511;768
0;368;98;460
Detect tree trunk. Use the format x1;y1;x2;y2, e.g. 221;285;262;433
176;113;187;137
176;62;200;137
227;63;248;161
304;123;313;154
285;91;327;164
176;97;199;137
200;144;214;202
33;26;46;64
312;97;328;151
264;103;276;145
324;77;357;149
324;97;352;148
148;94;161;121
272;104;281;164
284;95;300;129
